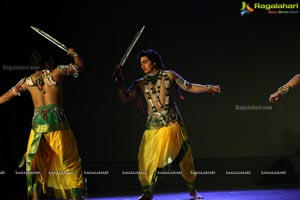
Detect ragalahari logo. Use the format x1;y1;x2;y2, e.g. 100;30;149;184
240;1;255;16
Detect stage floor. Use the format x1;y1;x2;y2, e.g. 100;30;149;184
87;188;300;200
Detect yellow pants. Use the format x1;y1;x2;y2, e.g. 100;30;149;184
138;122;196;193
26;128;83;199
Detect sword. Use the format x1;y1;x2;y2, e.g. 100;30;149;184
119;25;145;66
30;26;68;53
113;25;145;80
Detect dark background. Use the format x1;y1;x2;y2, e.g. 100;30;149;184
1;0;300;198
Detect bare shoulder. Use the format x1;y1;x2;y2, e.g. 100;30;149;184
165;70;177;80
135;77;145;88
136;77;145;82
50;67;65;81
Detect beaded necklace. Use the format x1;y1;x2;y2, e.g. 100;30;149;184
144;70;170;112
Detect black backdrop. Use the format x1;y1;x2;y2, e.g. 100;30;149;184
1;0;300;197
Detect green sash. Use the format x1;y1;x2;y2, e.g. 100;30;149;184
18;104;70;196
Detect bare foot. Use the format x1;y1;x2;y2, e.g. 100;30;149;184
137;193;153;200
190;190;203;199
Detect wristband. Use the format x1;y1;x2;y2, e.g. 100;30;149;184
69;52;79;57
206;85;214;94
278;85;290;96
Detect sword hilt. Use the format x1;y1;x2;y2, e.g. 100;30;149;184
112;65;123;83
113;25;145;83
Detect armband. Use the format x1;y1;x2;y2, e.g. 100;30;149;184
12;77;26;96
57;64;79;77
278;85;290;96
175;76;189;89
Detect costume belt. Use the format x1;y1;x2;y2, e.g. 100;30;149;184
146;107;181;130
